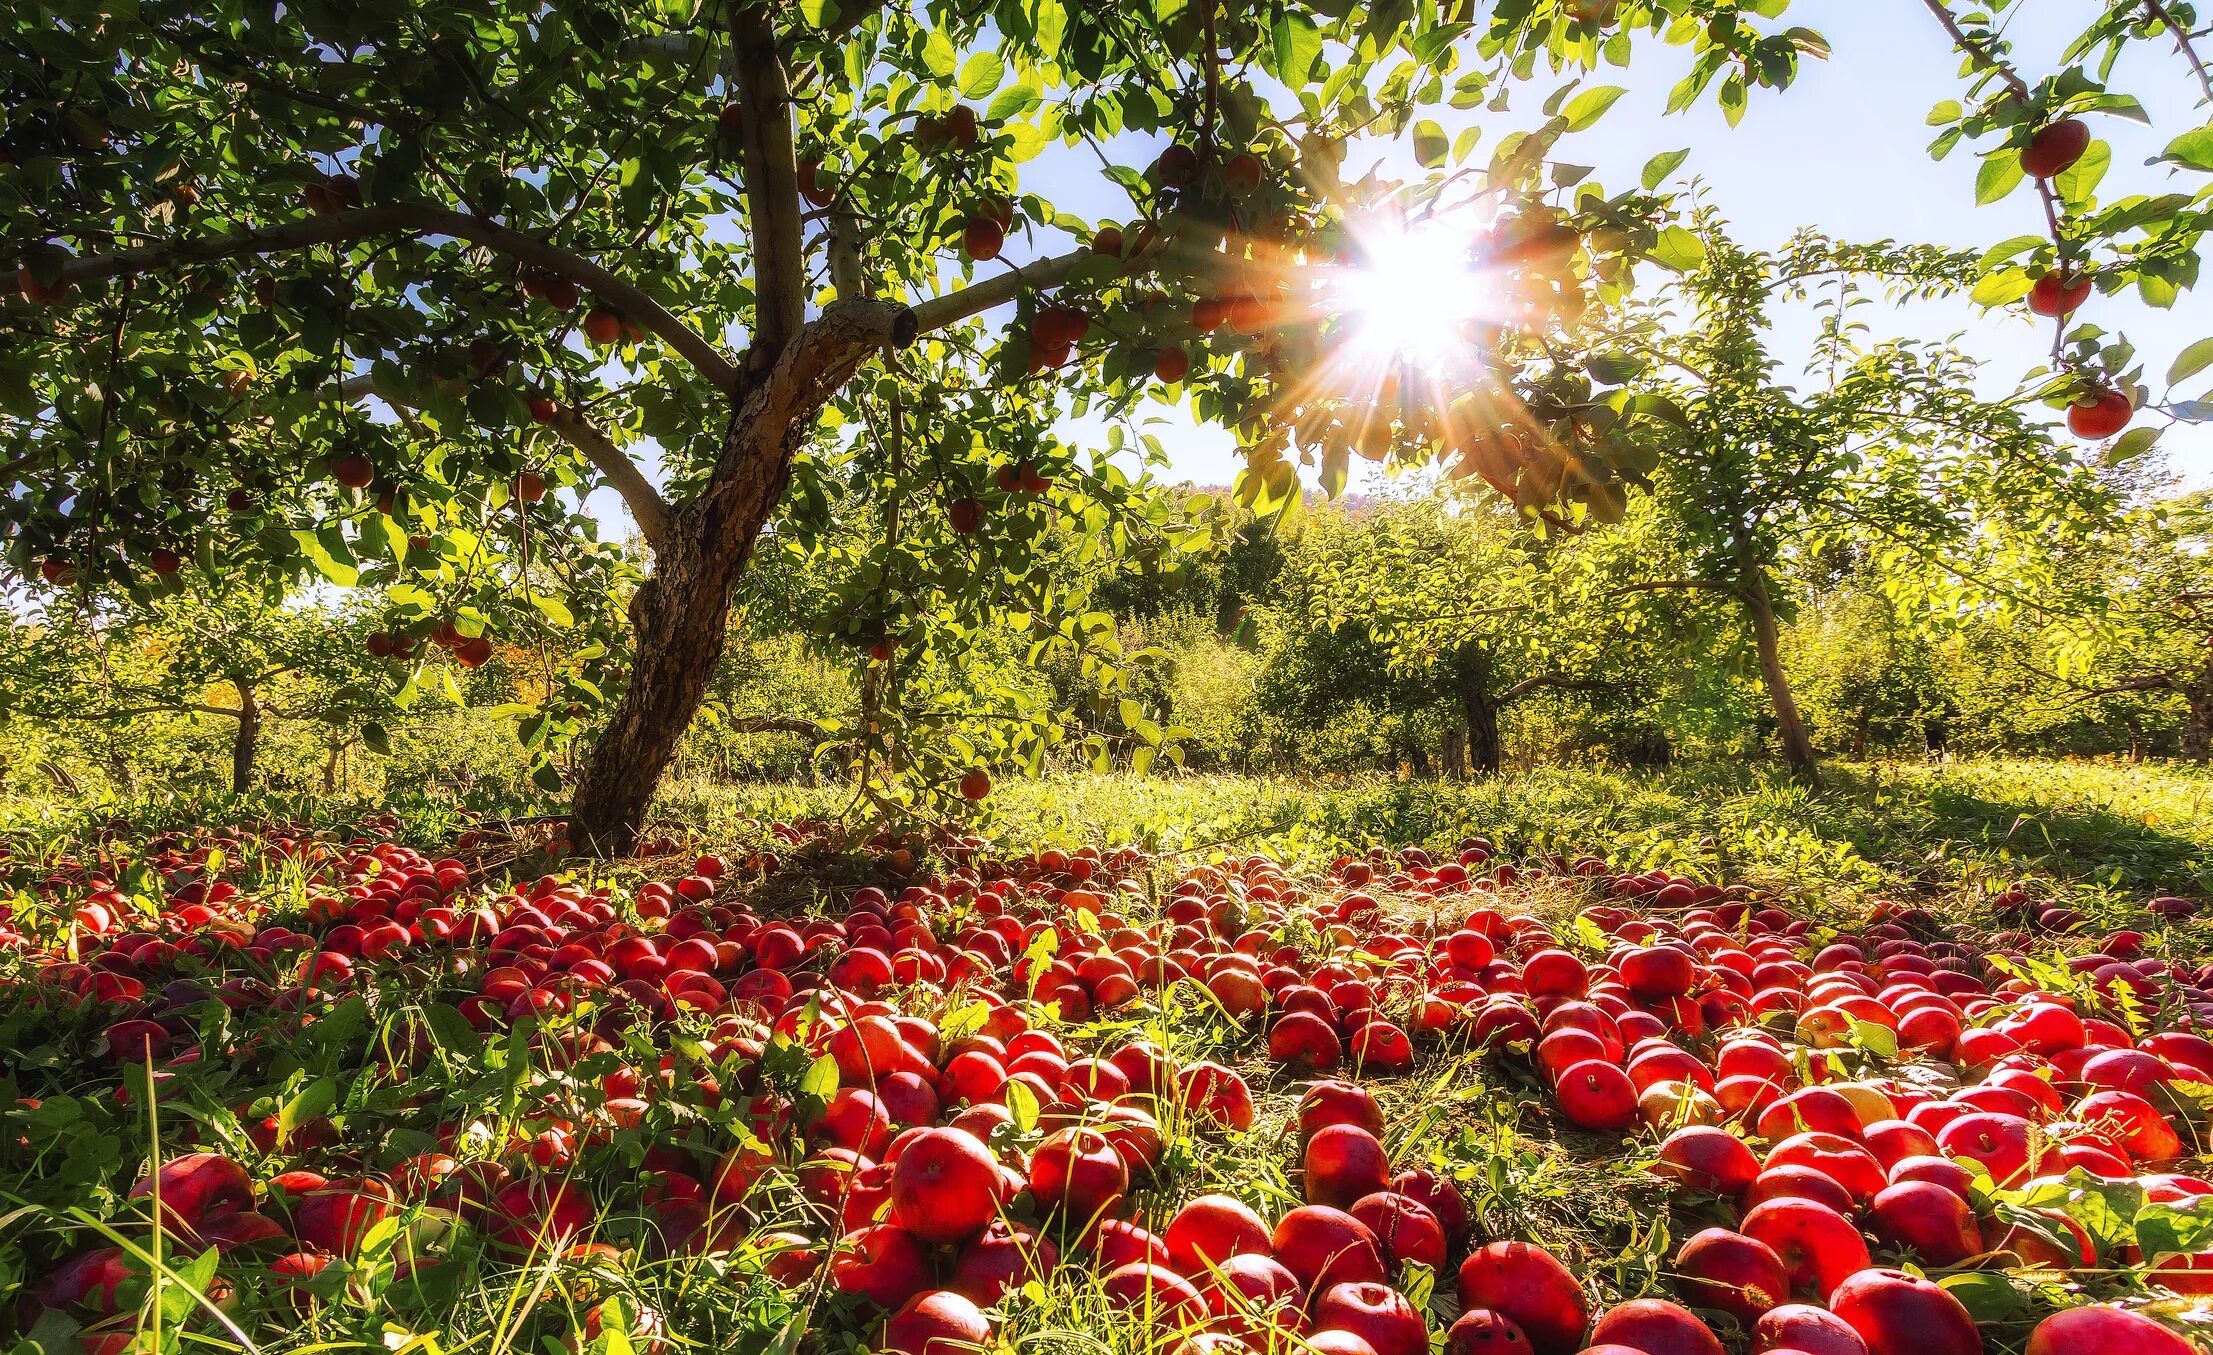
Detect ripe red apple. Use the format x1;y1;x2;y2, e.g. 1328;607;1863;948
1201;1253;1304;1339
962;216;1005;262
959;769;991;802
1753;1303;1871;1355
1156;143;1199;187
514;472;547;503
1586;1300;1723;1355
1653;1126;1760;1196
1827;1269;1982;1355
1097;1262;1206;1324
583;307;623;346
1349;1191;1445;1270
832;1224;931;1309
888;1127;1001;1243
2067;389;2133;440
1555;1060;1637;1131
1304;1123;1391;1208
1271;1205;1386;1294
2024;1305;2193;1355
1868;1181;1981;1265
1313;1280;1428;1355
949;1221;1055;1304
1163;1193;1271;1275
878;1289;990;1355
2021;119;2091;179
330;453;375;488
1455;1241;1590;1355
1445;1310;1536;1355
1739;1198;1871;1300
1028;1127;1128;1230
1299;1081;1385;1139
1674;1227;1788;1322
2027;270;2091;317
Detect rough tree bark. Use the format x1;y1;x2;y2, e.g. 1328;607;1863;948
566;301;918;851
1742;575;1818;779
232;679;260;795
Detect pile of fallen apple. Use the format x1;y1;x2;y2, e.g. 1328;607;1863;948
3;830;2209;1355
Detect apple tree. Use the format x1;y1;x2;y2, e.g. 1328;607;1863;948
1616;215;2115;777
2;1;1826;849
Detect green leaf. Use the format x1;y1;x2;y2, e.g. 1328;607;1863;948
361;722;391;756
1272;14;1322;83
2168;337;2213;387
2104;425;2161;467
1849;1019;1898;1059
921;29;957;77
1412;119;1449;169
1650;226;1707;273
530;761;565;792
277;1076;338;1146
291;529;358;586
1968;268;2034;308
1005;1077;1039;1134
1926;99;1962;126
800;1052;840;1102
958;51;1005;98
2161;122;2213;172
2054;139;2110;204
1975;152;2025;206
1640;149;1689;190
528;593;575;628
986;84;1040;122
1561;85;1628;131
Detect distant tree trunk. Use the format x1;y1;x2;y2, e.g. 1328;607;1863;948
1850;710;1870;759
107;748;137;797
1441;727;1469;779
232;679;260;794
322;737;343;793
1742;576;1818;779
2186;654;2213;763
1451;646;1505;776
1406;743;1433;779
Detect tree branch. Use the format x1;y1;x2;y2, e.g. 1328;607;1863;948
338;372;673;552
726;714;833;740
913;249;1094;333
732;5;806;372
1610;578;1748;604
39;201;740;393
2143;0;2213;102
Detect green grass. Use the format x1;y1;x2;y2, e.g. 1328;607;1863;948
647;757;2213;904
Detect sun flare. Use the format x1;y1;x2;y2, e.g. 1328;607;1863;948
1334;219;1504;372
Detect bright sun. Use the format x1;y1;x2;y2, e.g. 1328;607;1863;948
1335;218;1502;371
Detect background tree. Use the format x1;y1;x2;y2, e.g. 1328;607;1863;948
1619;215;2113;777
0;586;401;793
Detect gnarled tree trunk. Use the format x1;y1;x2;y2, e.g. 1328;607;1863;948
1742;576;1817;779
567;302;906;853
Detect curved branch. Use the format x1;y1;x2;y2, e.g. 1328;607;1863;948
338;372;673;551
39;201;740;393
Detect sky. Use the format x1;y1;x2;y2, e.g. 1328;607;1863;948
580;1;2213;529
